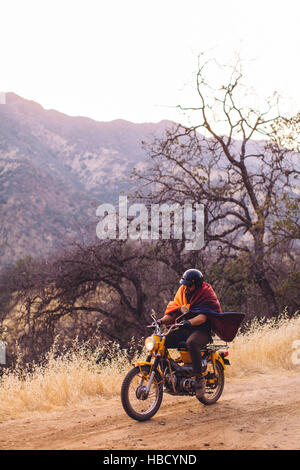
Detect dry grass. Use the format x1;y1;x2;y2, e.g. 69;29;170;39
226;312;300;377
0;340;137;422
0;313;299;421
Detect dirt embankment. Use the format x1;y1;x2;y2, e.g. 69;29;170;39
0;371;299;450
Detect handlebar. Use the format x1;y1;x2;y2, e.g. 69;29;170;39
146;313;229;350
146;313;185;337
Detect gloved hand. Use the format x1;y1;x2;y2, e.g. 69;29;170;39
180;320;192;328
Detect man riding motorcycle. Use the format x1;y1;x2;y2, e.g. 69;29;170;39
158;269;222;398
121;270;245;421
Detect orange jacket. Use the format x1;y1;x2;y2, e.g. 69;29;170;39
164;283;222;317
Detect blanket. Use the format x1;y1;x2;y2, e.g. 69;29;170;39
164;283;245;342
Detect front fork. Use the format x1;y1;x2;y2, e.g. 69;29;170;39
139;356;161;397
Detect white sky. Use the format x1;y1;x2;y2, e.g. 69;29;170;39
1;0;299;124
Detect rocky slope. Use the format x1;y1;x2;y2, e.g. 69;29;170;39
0;93;172;269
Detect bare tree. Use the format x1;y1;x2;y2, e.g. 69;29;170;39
0;239;182;362
133;57;300;316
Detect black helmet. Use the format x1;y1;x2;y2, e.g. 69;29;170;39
180;269;204;289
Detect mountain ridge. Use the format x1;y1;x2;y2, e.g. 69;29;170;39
0;93;174;269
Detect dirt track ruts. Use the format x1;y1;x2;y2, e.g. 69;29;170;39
0;371;299;450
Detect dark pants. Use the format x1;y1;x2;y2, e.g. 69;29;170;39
165;326;212;375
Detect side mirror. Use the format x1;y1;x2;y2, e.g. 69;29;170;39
151;309;157;319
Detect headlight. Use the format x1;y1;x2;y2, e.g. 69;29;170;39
145;336;155;351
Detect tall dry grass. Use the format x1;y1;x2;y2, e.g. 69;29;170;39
225;312;300;377
0;313;299;421
0;339;141;421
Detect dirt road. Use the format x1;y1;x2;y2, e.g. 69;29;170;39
0;371;299;450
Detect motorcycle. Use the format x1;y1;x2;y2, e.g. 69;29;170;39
121;310;230;421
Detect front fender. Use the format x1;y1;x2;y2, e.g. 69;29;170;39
134;360;164;384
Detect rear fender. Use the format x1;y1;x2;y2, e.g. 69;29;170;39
211;352;226;370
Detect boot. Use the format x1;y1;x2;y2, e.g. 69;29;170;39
194;375;206;398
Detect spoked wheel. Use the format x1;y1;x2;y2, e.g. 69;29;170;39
121;365;163;421
198;359;224;405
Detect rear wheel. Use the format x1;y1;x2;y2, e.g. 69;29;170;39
198;359;224;405
121;365;163;421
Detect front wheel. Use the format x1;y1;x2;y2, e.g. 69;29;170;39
121;365;163;421
198;359;225;405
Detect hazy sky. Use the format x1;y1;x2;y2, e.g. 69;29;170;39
1;0;299;124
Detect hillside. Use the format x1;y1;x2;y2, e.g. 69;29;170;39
0;93;172;268
1;93;298;272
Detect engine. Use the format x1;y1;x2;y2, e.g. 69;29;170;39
164;366;196;395
164;373;177;392
177;377;195;394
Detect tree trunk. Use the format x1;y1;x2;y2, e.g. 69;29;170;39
252;234;279;317
253;266;278;317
